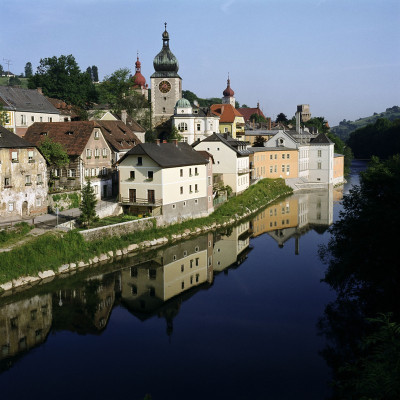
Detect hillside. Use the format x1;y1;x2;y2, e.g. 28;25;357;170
0;77;29;89
331;106;400;141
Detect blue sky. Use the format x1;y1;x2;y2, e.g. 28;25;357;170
1;0;399;126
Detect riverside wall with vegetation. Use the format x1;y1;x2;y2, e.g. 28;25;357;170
0;178;292;293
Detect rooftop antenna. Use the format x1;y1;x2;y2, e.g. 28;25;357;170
3;58;12;85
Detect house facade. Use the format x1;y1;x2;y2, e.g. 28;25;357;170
173;99;220;145
210;104;245;139
117;141;210;223
0;126;48;218
193;133;250;194
24;121;113;199
0;87;60;137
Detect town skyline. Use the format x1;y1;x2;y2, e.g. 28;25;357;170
1;0;399;126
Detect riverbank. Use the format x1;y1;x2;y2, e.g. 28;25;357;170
0;178;292;293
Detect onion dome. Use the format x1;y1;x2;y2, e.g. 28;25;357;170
223;75;235;97
152;23;180;76
132;54;146;88
176;98;191;108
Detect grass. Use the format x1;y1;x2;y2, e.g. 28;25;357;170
0;179;292;284
0;77;29;88
0;222;34;248
82;214;140;229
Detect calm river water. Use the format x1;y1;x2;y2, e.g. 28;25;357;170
0;161;366;400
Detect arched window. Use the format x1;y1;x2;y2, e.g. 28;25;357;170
178;122;188;132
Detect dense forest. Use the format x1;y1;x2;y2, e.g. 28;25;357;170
331;106;400;141
319;156;400;399
347;118;400;159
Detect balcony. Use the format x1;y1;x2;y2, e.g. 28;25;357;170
120;196;163;207
237;167;251;174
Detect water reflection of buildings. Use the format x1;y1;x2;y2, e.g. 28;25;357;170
120;233;214;335
213;221;252;273
251;188;336;252
0;294;52;368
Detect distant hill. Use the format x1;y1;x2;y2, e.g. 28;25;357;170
0;76;29;89
331;106;400;141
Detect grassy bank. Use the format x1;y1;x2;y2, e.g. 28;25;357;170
0;179;292;285
0;222;33;247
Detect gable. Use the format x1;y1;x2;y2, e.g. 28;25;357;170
264;131;298;149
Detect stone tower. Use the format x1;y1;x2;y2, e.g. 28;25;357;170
222;74;235;108
150;23;182;127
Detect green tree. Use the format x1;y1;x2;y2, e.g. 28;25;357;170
24;62;33;78
79;180;98;228
305;116;329;134
0;104;9;126
275;113;288;123
92;65;99;82
241;104;249;108
253;135;266;147
250;113;266;123
8;76;21;86
86;66;93;81
28;54;98;108
0;64;4;76
39;137;69;167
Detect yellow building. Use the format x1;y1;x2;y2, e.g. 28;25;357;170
210;104;245;139
249;147;299;182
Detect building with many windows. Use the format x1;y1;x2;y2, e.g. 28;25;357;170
117;140;211;222
24;121;113;198
0;126;48;218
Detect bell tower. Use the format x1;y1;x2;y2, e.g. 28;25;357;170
150;23;182;127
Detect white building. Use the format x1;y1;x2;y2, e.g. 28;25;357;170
193;133;251;194
117;140;211;223
173;98;220;145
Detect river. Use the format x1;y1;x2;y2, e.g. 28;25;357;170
0;161;366;400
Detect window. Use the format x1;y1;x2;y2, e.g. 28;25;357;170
181;265;184;272
147;171;153;180
270;166;273;173
195;257;199;266
178;122;188;132
195;167;198;175
28;150;34;162
131;285;137;295
4;177;11;187
194;199;198;205
48;117;53;122
149;269;156;280
183;201;186;207
274;165;277;172
189;168;192;176
86;149;92;158
195;184;198;192
36;197;42;207
162;107;166;113
282;154;285;159
85;169;90;177
287;154;290;159
180;186;183;195
11;151;18;162
180;169;183;177
20;114;26;125
282;165;285;172
274;154;277;160
189;185;192;193
31;116;34;122
196;274;199;283
40;117;43;122
318;150;322;157
137;157;142;166
95;148;100;158
196;123;201;131
286;165;290;172
94;130;100;139
25;175;31;185
172;204;176;209
130;171;135;180
91;168;95;176
318;162;322;169
270;155;273;160
68;169;76;178
37;174;43;184
224;127;228;133
102;148;108;157
102;167;107;175
183;251;187;257
8;202;14;212
94;185;99;194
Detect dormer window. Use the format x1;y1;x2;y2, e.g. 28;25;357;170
40;132;48;136
65;131;73;135
94;130;100;139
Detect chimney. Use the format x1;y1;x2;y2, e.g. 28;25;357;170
37;87;43;95
156;139;160;146
173;139;178;147
295;111;301;134
121;110;127;124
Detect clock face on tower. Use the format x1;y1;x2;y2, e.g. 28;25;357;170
159;80;171;93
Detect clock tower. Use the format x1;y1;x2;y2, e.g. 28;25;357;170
151;23;182;127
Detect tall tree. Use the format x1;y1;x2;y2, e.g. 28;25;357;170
28;55;97;108
79;180;98;228
86;66;93;81
24;62;33;78
0;64;4;76
253;135;266;147
275;113;288;123
91;65;99;82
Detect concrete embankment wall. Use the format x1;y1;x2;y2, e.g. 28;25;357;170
79;216;163;241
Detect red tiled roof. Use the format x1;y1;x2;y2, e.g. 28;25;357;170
210;104;244;123
24;121;99;156
95;120;142;151
237;107;266;122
